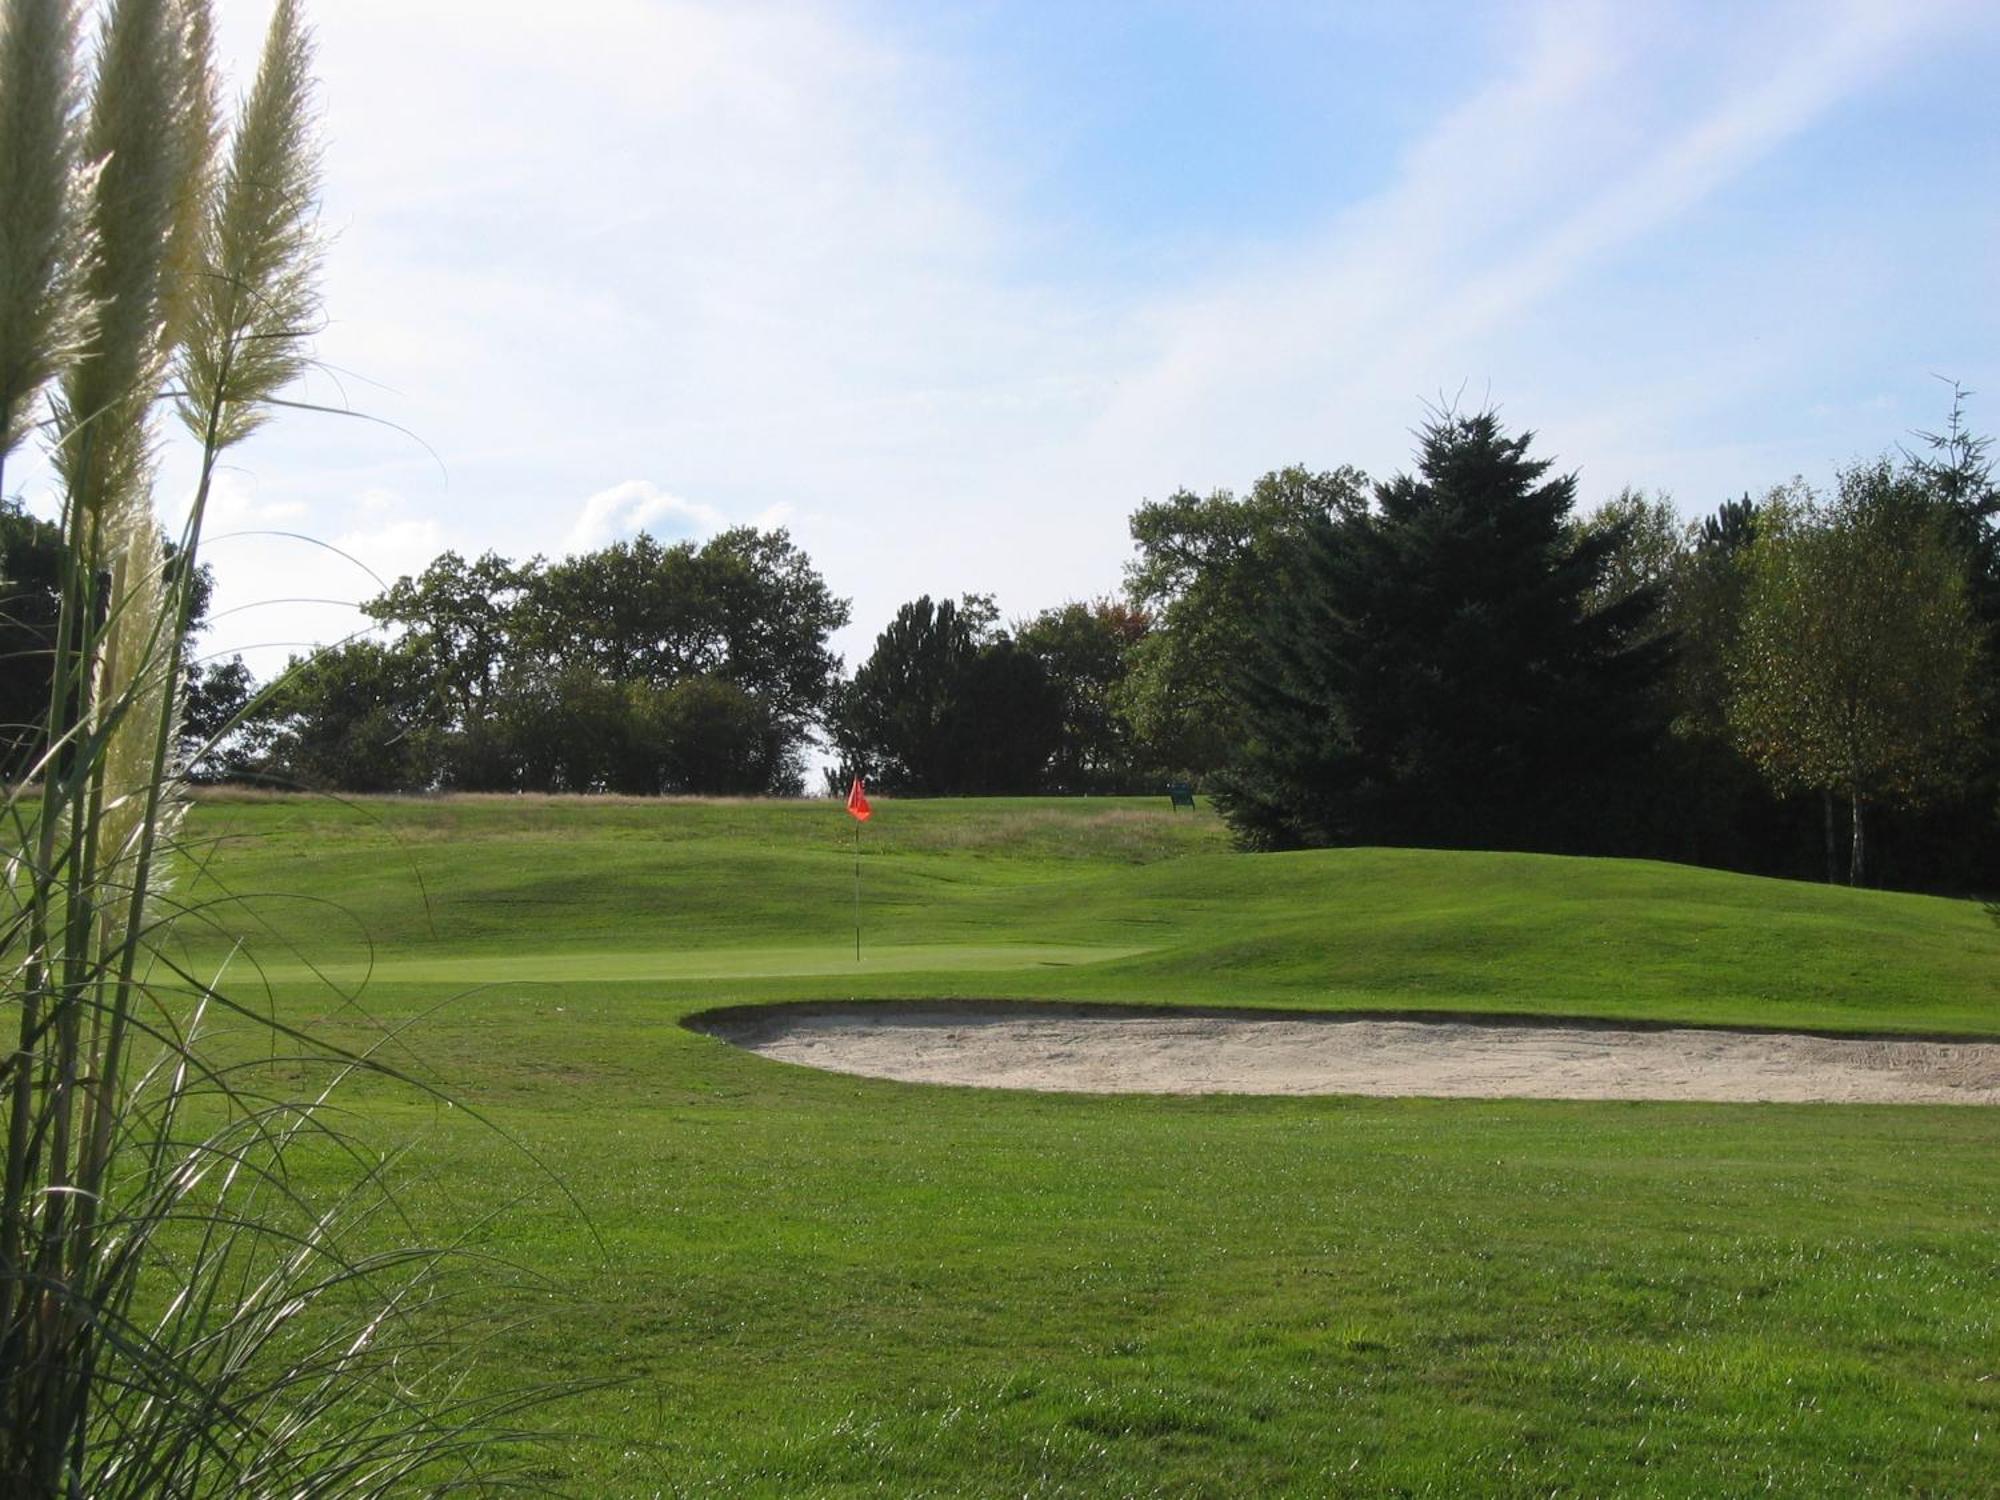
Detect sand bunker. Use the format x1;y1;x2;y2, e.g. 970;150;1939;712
691;1002;2000;1104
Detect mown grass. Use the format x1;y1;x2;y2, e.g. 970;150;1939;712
167;791;2000;1496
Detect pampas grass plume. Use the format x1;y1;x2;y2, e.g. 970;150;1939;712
176;0;321;451
53;0;196;525
0;0;94;463
159;0;220;353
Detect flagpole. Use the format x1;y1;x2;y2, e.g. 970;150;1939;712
845;776;870;962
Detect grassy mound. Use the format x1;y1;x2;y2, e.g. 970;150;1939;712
185;791;1999;1034
170;792;2000;1496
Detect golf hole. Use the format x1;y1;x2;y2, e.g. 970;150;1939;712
688;1001;2000;1104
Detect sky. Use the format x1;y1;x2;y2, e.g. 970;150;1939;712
21;0;2000;685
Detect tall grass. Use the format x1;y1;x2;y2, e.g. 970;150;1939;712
2;3;565;1492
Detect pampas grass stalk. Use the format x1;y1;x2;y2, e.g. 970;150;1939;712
3;3;576;1492
4;2;209;1487
107;0;322;1141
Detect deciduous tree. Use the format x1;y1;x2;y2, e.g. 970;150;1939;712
255;638;440;792
512;526;847;736
832;594;1061;794
1118;465;1366;779
1727;462;1982;885
344;525;847;794
1014;598;1152;792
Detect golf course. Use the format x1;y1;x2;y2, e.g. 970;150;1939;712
164;790;2000;1496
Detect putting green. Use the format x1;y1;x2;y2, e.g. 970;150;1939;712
230;941;1152;988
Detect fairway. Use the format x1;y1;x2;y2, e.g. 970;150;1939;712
240;942;1149;987
174;792;2000;1497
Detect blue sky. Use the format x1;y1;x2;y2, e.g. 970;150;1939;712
29;0;1997;681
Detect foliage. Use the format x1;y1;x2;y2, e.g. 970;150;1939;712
1727;461;1983;884
479;660;622;793
1882;386;2000;890
647;674;800;795
507;526;849;734
0;512;238;780
1117;465;1367;779
1905;379;1999;616
1215;411;1671;852
362;549;530;727
1;501;244;781
1668;494;1762;745
256;638;442;792
473;664;796;797
276;526;848;796
831;594;1061;794
1698;493;1760;552
180;651;256;776
0;497;63;777
1627;491;1812;873
1574;487;1684;638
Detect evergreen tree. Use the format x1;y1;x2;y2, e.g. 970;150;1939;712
1905;380;1998;616
1216;411;1671;851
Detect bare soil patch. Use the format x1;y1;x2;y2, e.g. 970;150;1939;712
690;1002;2000;1104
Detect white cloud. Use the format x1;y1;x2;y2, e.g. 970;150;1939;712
561;481;726;555
329;512;448;595
190;475;448;675
205;473;305;529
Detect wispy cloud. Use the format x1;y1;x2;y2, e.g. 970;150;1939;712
138;0;1994;680
1088;0;1966;488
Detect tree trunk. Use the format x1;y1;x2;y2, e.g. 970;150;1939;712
1823;788;1837;884
1849;793;1867;887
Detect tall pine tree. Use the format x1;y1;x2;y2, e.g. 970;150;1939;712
1216;411;1670;851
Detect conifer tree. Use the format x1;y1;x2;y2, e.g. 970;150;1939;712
1216;410;1671;851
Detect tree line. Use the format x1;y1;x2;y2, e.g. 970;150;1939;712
235;527;849;795
3;389;1994;889
1207;407;1993;891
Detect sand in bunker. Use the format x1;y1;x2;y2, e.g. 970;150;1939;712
693;1003;2000;1104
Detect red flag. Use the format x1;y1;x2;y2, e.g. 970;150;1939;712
845;776;872;822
